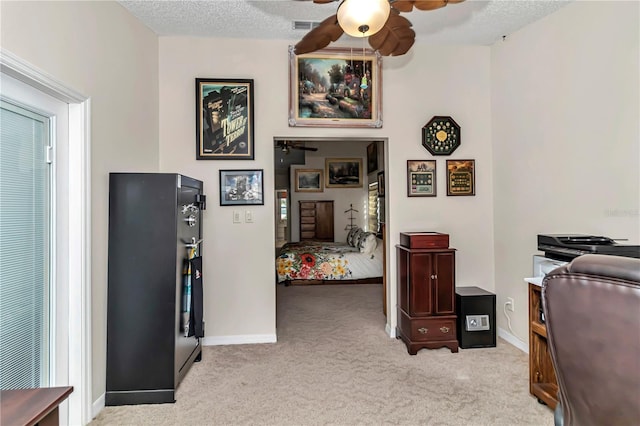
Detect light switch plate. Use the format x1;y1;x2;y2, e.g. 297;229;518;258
245;210;253;223
233;210;241;223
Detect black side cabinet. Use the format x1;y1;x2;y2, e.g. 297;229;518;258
106;173;204;405
455;286;496;349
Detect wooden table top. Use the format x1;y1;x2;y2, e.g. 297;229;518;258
0;386;73;426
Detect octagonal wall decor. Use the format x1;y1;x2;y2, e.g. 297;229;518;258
422;116;461;156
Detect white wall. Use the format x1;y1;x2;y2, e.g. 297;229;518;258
491;0;640;344
290;140;373;242
0;0;159;405
159;37;494;342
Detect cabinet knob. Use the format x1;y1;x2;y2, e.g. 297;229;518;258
430;274;436;279
417;327;428;334
440;326;450;334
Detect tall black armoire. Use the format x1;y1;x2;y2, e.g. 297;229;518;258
106;173;205;405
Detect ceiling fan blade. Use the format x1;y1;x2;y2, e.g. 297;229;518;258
294;14;344;55
391;0;465;12
293;146;319;151
313;0;338;3
369;11;415;56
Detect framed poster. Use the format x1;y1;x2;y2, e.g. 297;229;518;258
196;78;254;160
446;159;475;196
288;46;382;128
295;169;323;192
325;158;363;188
407;160;436;197
219;169;264;205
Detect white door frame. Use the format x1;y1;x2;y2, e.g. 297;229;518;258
1;49;92;425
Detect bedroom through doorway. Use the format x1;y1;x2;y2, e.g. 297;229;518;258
273;137;389;316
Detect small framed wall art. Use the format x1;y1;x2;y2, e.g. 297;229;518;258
422;116;460;156
377;171;385;197
446;159;475;196
196;78;254;160
295;169;323;192
407;160;436;197
219;169;264;206
325;158;363;188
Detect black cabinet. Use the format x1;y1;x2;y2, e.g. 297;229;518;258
455;286;496;349
106;173;204;405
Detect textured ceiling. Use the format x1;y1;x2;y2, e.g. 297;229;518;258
118;0;572;46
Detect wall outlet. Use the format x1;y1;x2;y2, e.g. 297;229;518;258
506;297;515;312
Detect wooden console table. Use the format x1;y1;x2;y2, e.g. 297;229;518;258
0;386;73;426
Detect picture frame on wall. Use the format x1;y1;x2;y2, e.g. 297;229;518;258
288;46;382;128
377;171;385;197
219;169;264;206
196;78;254;160
367;142;378;173
295;169;323;192
407;160;436;197
325;158;363;188
446;159;476;196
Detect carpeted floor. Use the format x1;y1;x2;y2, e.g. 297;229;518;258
91;284;553;425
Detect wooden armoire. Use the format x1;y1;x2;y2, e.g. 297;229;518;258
299;200;334;241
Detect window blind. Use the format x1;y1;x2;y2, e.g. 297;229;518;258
0;100;51;389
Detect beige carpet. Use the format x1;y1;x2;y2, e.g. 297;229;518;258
91;284;553;426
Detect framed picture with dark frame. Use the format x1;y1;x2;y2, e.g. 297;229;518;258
367;142;378;174
377;171;385;197
219;169;264;206
325;158;363;188
407;160;436;197
295;168;323;192
446;159;476;196
196;78;254;160
288;46;382;128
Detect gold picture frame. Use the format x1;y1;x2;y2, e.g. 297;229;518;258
295;169;323;192
325;158;363;188
288;46;382;128
446;159;475;196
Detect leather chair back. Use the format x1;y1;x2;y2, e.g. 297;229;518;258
542;254;640;426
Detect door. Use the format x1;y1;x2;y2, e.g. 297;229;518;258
434;252;455;314
410;252;433;316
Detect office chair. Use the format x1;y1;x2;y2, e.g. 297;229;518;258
542;254;640;426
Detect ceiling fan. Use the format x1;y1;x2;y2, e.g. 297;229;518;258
275;140;319;154
294;0;465;57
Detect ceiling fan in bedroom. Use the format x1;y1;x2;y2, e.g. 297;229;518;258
275;140;319;154
294;0;465;57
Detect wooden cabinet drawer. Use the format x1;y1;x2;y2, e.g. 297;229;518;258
300;202;315;209
300;210;315;217
301;216;315;223
301;231;315;239
410;318;456;342
301;223;315;231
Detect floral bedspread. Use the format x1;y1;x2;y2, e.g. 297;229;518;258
276;241;382;283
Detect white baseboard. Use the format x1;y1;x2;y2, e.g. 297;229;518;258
385;323;397;338
92;393;105;421
498;327;528;353
202;334;277;346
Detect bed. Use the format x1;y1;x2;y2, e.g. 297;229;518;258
276;232;383;285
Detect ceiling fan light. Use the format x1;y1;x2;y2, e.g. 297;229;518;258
337;0;390;38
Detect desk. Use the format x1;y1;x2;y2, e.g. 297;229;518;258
1;386;73;426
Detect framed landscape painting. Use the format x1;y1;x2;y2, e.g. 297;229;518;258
295;169;323;192
196;78;254;160
325;158;363;188
288;46;382;128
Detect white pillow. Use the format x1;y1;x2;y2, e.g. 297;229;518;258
359;232;378;255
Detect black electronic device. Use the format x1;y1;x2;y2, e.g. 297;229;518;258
538;234;640;261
